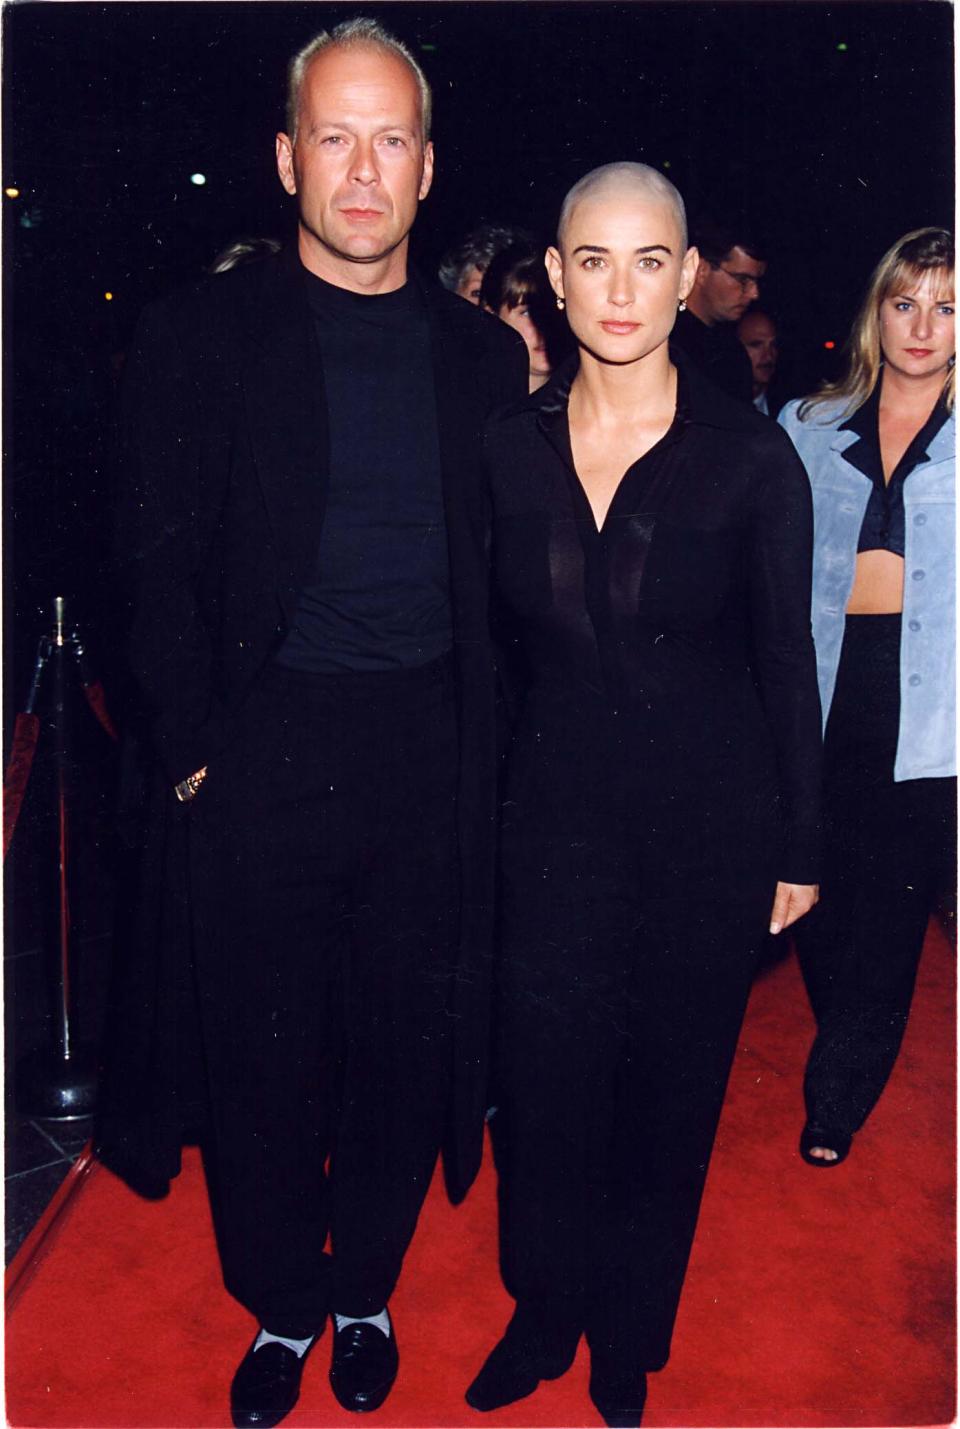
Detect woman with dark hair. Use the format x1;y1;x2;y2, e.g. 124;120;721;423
437;221;533;303
779;228;955;1167
466;163;821;1427
480;244;559;393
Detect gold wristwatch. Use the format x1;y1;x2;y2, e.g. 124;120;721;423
174;766;208;803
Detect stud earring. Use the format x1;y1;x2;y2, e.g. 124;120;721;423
678;299;687;312
556;296;565;311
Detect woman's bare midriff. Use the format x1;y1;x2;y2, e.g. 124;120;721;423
845;549;904;614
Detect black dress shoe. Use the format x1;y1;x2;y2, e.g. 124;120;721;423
465;1302;581;1412
329;1313;399;1414
231;1335;318;1428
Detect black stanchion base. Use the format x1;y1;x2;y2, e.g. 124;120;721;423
15;1047;99;1121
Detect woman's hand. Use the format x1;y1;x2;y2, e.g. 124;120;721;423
769;881;819;935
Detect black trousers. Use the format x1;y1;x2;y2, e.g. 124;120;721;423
492;710;766;1372
188;657;459;1338
795;614;956;1136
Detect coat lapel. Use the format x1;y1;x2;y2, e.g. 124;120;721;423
239;248;329;616
421;279;492;631
829;427;868;486
421;280;487;500
830;429;863;454
918;410;956;469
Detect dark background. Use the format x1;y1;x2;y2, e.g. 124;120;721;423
0;0;953;1248
3;0;954;685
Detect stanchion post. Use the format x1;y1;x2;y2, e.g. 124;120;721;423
52;596;73;1063
24;634;51;717
14;596;99;1121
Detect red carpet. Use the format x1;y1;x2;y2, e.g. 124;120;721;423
7;924;955;1428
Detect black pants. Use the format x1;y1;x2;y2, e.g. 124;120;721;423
188;658;459;1338
795;614;955;1136
492;721;766;1372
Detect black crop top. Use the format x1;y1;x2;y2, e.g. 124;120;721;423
839;383;950;556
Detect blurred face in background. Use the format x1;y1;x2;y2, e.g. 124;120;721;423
738;310;778;395
878;268;955;383
694;244;765;324
456;264;485;303
496;294;552;389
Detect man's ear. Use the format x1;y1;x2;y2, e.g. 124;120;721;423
276;133;297;196
419;141;435;201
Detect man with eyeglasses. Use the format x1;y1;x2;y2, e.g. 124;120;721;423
673;214;766;402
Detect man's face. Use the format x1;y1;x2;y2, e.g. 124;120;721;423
738;310;778;392
456;264;485;304
276;44;434;287
695;244;766;324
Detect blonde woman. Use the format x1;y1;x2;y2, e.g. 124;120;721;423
779;228;955;1167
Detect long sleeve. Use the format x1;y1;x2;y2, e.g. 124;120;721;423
747;430;823;883
113;299;229;786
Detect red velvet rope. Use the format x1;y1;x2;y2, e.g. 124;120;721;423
4;714;39;860
82;680;119;742
3;677;119;862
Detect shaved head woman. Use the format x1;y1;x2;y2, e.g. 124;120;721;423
465;164;822;1426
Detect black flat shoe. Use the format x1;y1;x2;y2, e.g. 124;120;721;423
231;1334;319;1428
591;1397;647;1429
329;1313;399;1414
589;1365;647;1427
799;1122;853;1166
465;1302;581;1412
585;1318;647;1428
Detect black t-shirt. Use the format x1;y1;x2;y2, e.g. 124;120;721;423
277;268;451;673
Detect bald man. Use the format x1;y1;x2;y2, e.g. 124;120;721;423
104;18;526;1427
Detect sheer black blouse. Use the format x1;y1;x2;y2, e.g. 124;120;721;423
486;350;822;892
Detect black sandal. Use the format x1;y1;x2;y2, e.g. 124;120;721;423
799;1123;852;1166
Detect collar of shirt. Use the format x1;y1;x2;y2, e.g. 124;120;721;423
300;261;423;326
531;344;760;439
838;376;950;487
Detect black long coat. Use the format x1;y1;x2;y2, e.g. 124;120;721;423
96;246;527;1204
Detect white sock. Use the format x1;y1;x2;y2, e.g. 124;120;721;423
254;1328;315;1357
334;1308;391;1338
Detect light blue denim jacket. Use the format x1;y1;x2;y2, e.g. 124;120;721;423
779;396;956;781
